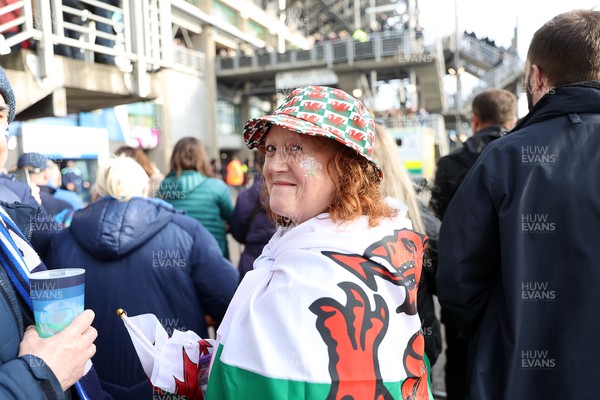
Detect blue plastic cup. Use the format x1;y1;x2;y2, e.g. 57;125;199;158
30;268;85;338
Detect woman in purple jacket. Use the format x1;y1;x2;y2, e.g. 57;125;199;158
230;153;276;282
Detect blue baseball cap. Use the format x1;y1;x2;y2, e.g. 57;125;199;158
17;153;48;173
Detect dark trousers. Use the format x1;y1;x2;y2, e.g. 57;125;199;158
92;0;119;64
444;323;469;400
54;17;85;60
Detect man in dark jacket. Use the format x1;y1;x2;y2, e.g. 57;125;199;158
0;139;41;208
437;10;600;399
0;66;109;399
430;88;517;220
430;89;516;400
15;152;73;216
0;172;40;206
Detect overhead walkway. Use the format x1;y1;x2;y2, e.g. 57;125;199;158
216;30;448;112
444;33;510;77
215;30;523;118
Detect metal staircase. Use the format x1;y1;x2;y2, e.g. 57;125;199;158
443;31;524;121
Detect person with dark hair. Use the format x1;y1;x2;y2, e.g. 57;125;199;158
207;86;432;399
437;10;600;399
229;153;276;283
157;137;234;258
430;88;517;220
0;66;111;400
430;88;517;400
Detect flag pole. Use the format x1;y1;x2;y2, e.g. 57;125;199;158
116;308;155;354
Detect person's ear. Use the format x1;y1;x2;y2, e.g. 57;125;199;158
529;64;551;97
471;113;481;132
530;65;542;90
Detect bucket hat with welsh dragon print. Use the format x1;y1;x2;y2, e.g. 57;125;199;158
242;85;383;180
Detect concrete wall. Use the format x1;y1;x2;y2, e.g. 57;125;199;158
149;69;208;175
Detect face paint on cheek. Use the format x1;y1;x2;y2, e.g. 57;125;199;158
299;155;323;178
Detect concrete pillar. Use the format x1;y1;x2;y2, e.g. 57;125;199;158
410;68;419;110
336;72;361;97
198;0;218;160
240;95;250;129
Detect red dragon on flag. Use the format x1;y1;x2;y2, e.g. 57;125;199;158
311;229;429;399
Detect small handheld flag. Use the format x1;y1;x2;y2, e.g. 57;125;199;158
117;309;214;400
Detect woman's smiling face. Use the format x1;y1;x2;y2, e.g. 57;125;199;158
263;126;338;225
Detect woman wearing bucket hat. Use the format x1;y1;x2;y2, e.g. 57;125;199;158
206;86;432;400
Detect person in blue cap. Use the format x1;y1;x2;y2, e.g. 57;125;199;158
0;66;111;399
16;152;73;216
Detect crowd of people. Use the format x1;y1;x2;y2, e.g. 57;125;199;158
0;8;599;400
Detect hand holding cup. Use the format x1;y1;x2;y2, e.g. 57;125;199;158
18;309;98;391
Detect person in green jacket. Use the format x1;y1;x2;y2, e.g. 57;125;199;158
157;137;234;258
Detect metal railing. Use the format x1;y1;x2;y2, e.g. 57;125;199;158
459;34;505;67
483;53;523;88
443;33;505;69
379;113;445;130
216;30;440;73
0;0;205;77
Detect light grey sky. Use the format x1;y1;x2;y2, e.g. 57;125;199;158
419;0;599;58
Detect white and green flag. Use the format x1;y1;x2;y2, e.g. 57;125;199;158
207;208;432;400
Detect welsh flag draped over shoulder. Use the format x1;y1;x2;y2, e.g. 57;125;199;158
206;205;433;400
117;311;214;400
